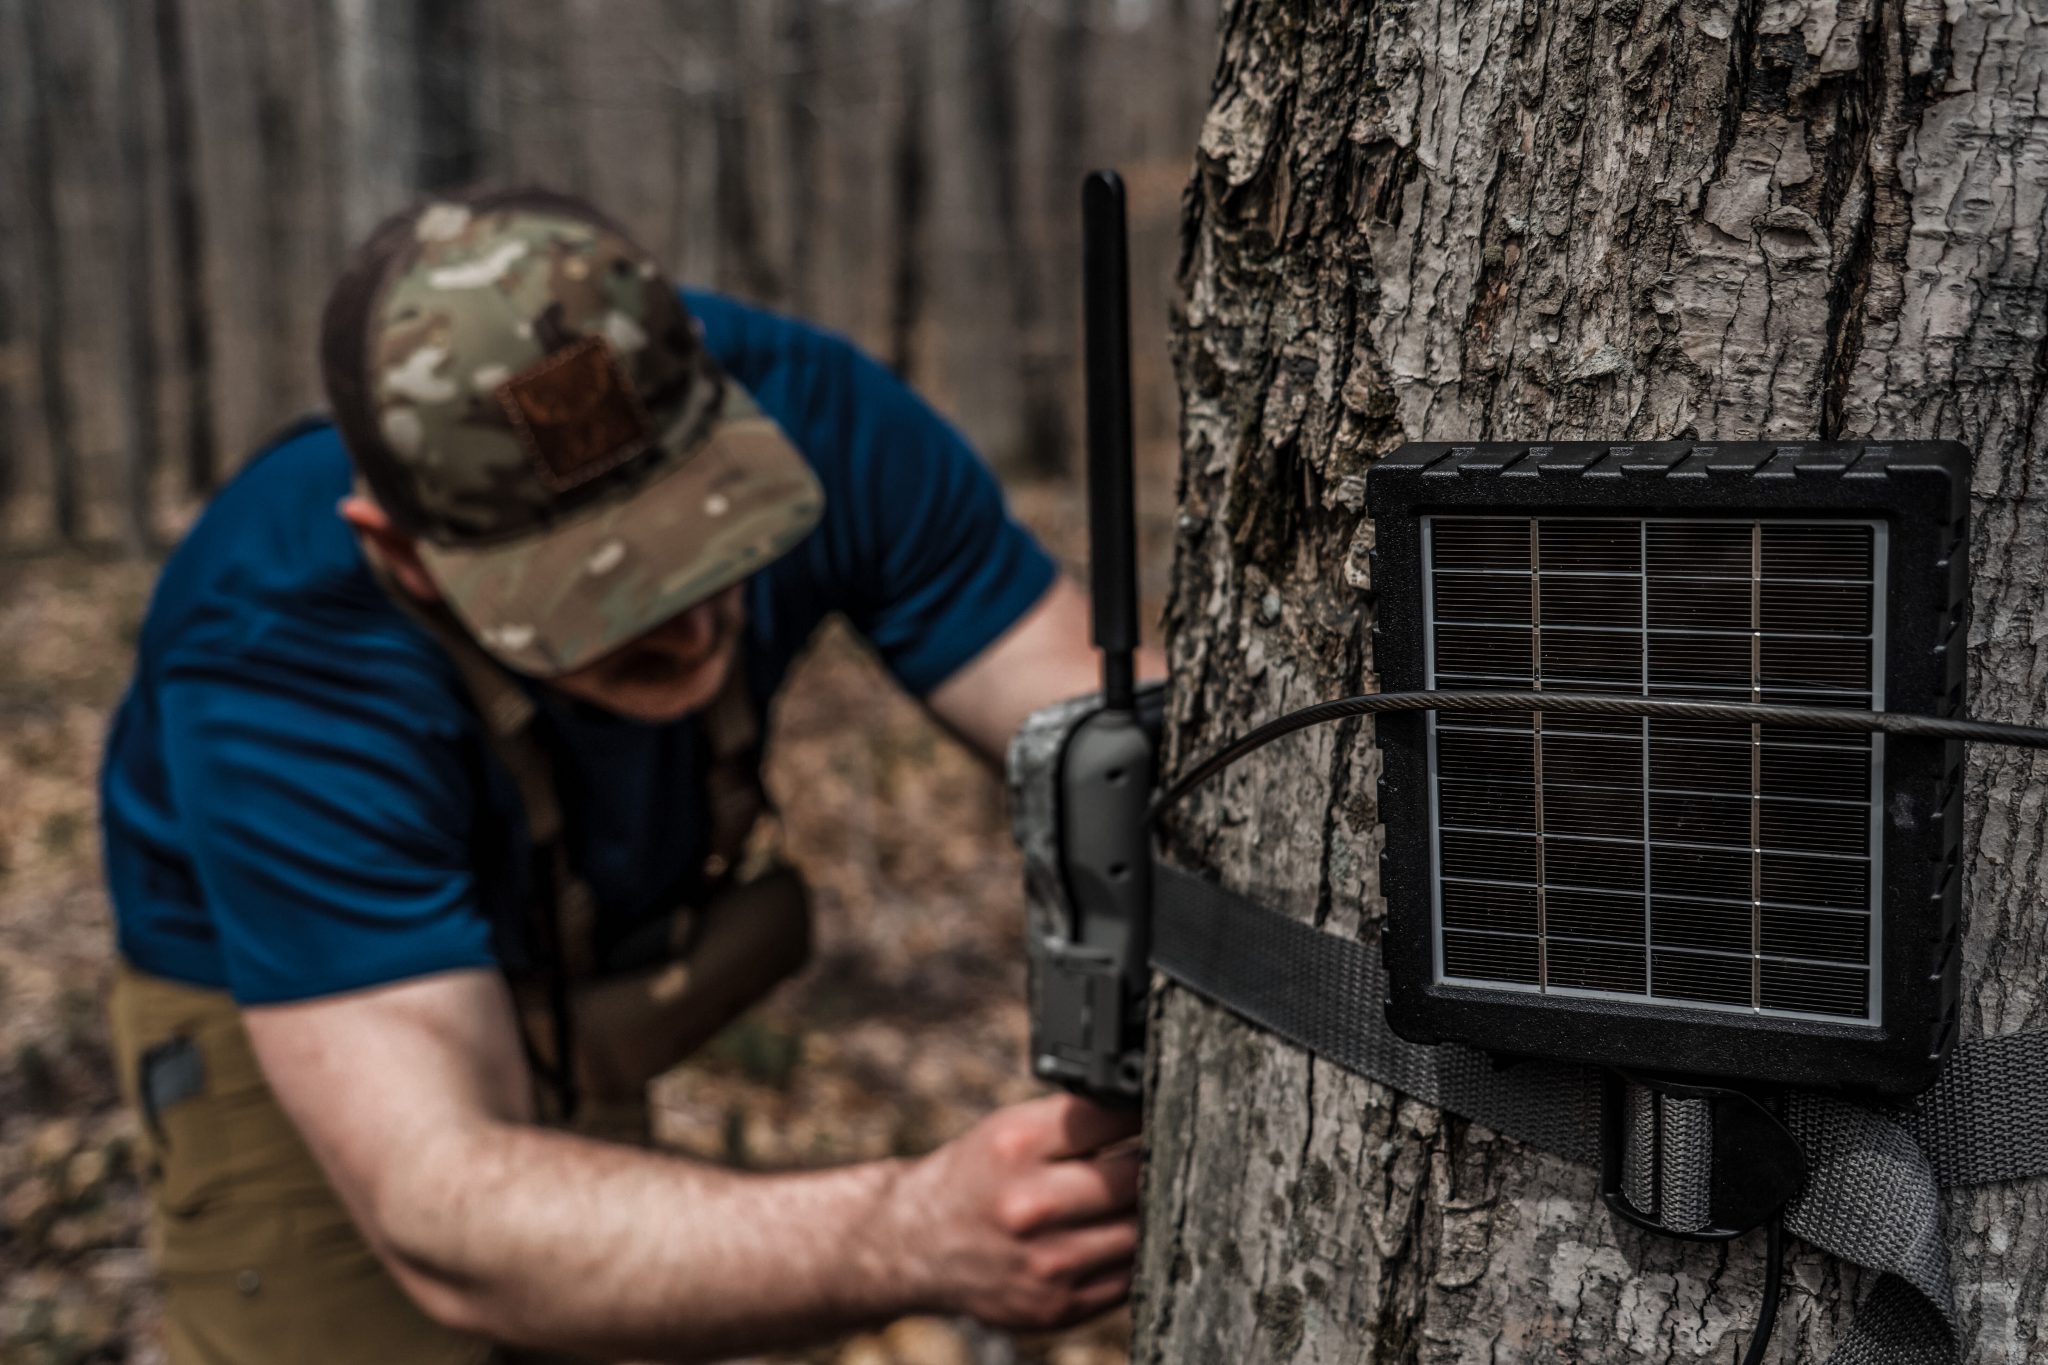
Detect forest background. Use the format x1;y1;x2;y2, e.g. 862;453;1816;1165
0;2;1215;1360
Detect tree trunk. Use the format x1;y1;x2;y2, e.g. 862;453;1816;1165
885;1;931;383
498;0;589;197
153;0;218;498
414;0;482;194
661;1;722;288
21;0;80;545
243;0;305;413
0;19;20;518
963;0;1066;475
1042;0;1095;460
111;0;159;559
709;0;783;304
776;0;820;316
327;0;419;247
0;242;14;517
1138;3;2048;1362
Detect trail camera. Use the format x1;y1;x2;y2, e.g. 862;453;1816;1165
1369;442;1970;1096
1020;169;1153;1102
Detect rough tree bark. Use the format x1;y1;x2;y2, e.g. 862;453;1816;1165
1138;3;2048;1362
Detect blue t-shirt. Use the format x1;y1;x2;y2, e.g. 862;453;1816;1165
100;290;1057;1004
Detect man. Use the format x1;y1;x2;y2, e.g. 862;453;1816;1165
100;187;1147;1364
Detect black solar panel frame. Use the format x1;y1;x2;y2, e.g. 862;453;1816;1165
1368;441;1969;1096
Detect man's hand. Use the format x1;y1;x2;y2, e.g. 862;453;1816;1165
884;1094;1141;1331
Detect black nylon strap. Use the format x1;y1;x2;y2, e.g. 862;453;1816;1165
1151;863;1604;1163
1149;862;2048;1365
1907;1031;2048;1186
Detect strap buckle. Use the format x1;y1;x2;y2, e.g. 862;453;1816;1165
1599;1071;1807;1240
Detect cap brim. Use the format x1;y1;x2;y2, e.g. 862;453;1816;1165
418;392;824;677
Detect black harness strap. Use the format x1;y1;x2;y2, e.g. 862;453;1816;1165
1150;863;2048;1365
1151;864;1604;1161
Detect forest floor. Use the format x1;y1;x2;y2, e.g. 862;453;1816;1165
0;474;1175;1365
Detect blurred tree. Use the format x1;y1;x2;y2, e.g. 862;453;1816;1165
327;0;420;246
1163;0;1209;147
1042;0;1097;460
21;0;80;544
776;0;819;315
660;2;721;288
886;2;931;383
0;43;18;517
0;0;1224;544
0;255;13;518
244;0;303;424
496;0;589;197
708;0;783;305
153;0;219;496
964;0;1064;475
112;0;160;557
1140;2;2048;1361
415;0;483;194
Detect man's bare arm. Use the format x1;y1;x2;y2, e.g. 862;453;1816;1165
243;969;1139;1361
926;575;1166;763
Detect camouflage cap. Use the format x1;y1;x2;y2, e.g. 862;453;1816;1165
320;187;824;677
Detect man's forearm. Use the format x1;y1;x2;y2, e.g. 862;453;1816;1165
373;1119;918;1361
250;974;1138;1357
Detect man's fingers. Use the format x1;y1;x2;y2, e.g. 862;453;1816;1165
1030;1216;1139;1285
999;1147;1142;1233
1069;1265;1134;1317
1023;1092;1143;1161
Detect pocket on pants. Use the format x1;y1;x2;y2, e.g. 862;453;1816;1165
110;968;498;1364
110;968;334;1243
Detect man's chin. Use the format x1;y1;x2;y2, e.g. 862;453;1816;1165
581;644;739;723
602;691;718;724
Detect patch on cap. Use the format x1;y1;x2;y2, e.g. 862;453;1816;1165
497;335;653;491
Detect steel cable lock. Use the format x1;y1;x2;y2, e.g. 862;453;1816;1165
1016;171;2048;1365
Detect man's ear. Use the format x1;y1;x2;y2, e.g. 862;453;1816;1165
338;495;442;603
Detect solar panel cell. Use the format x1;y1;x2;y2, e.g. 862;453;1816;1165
1426;514;1883;1023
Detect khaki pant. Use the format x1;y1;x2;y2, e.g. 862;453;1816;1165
109;966;635;1365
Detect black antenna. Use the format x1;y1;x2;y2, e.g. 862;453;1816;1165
1083;169;1138;712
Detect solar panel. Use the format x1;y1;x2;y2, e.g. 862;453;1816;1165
1368;442;1969;1095
1424;516;1884;1024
